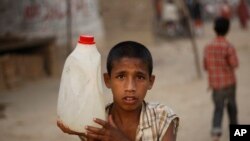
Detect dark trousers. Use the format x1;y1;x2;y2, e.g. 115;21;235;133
211;84;238;136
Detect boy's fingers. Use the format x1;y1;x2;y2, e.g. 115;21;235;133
57;121;72;133
86;126;106;135
86;132;105;140
57;120;86;136
94;118;109;127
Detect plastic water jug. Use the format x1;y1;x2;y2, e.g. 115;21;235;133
57;35;105;133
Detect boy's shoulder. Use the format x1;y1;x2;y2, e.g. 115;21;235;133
143;101;179;136
205;37;233;49
144;101;177;118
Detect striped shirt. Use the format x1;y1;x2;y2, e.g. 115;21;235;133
106;101;179;141
203;37;238;90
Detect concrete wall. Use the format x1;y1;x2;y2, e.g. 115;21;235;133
0;0;104;47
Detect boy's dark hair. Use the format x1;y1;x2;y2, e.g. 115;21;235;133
214;17;230;36
107;41;153;76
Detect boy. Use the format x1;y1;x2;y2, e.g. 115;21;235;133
203;17;239;141
58;41;179;141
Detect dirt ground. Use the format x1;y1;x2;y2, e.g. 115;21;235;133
0;19;250;141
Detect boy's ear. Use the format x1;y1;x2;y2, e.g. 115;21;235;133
103;73;111;88
148;75;155;90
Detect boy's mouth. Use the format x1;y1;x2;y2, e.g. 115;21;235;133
122;96;138;104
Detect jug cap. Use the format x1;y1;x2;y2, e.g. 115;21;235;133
78;35;95;44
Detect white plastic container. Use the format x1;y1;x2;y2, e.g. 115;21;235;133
57;35;105;133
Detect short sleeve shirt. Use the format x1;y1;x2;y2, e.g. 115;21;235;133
106;101;179;141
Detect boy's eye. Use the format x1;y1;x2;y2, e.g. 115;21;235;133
137;75;145;80
116;74;125;80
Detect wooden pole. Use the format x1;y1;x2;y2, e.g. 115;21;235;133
178;0;202;78
187;18;202;78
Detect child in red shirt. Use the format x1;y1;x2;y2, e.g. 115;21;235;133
203;17;239;141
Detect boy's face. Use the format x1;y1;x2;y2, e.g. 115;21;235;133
104;57;155;112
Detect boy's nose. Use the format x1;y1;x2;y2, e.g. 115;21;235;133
125;78;136;92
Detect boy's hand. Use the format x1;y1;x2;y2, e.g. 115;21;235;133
57;120;86;136
85;115;131;141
